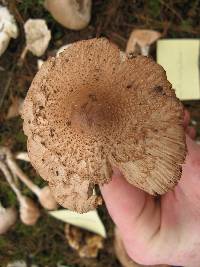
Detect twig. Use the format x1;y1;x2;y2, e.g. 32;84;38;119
0;64;16;110
0;147;58;210
160;0;183;21
18;46;28;67
0;160;21;200
3;147;40;195
0;152;41;225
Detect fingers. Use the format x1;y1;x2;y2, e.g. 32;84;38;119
184;109;196;139
101;170;147;229
179;135;200;185
101;170;161;260
183;109;190;128
186;126;196;140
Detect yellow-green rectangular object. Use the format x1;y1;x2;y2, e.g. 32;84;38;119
157;39;200;100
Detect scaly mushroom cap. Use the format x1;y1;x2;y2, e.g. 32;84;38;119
22;38;186;213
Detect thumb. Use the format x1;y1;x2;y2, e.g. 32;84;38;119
100;169;161;260
101;168;147;229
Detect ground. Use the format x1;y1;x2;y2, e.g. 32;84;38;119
0;0;200;266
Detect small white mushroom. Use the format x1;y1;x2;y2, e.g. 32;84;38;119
0;160;40;226
19;196;40;225
15;151;30;162
0;201;17;234
5;148;58;210
20;19;51;63
0;5;18;56
6;96;24;120
126;29;161;56
37;59;45;70
44;0;92;30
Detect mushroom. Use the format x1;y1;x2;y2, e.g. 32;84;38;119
4;148;58;210
44;0;91;30
15;151;30;162
114;228;168;267
65;223;103;258
0;5;18;56
6;96;24;120
0;201;17;234
19;196;41;225
22;38;186;213
126;30;161;56
0;160;40;225
37;59;44;70
37;44;72;70
20;19;51;63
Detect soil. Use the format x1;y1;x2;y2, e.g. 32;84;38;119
0;0;200;267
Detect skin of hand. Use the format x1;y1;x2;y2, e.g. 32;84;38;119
101;111;200;267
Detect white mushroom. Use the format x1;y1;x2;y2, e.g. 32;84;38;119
126;29;161;56
20;19;51;63
19;196;41;225
0;160;40;226
0;201;17;234
15;151;30;162
0;5;18;56
5;148;58;210
37;59;45;70
6;96;24;120
44;0;92;30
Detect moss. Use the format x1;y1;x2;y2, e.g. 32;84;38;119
147;0;161;18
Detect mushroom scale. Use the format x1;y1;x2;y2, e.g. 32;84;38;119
22;38;186;213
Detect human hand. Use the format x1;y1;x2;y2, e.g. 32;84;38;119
101;111;200;267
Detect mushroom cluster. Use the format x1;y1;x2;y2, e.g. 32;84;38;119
22;38;186;213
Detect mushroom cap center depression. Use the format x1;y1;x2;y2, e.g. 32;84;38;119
70;91;122;135
45;81;134;143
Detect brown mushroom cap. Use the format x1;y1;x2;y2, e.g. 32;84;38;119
22;38;186;213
